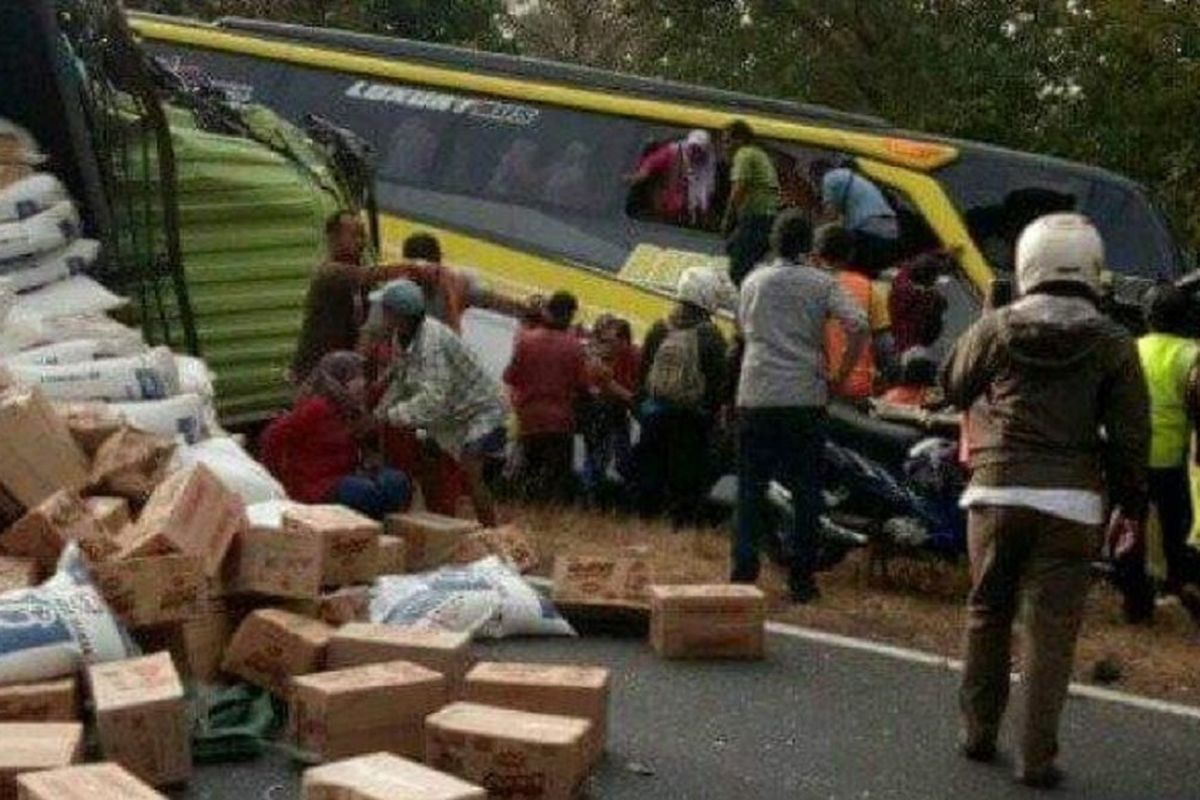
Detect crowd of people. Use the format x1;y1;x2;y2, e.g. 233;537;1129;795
263;116;1200;789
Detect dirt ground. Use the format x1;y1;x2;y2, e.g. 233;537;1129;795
504;504;1200;707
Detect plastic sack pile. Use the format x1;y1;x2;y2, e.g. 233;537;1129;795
0;118;283;505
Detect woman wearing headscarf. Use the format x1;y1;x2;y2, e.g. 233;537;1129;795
626;129;718;226
260;350;409;519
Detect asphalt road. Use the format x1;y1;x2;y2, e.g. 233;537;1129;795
178;629;1199;800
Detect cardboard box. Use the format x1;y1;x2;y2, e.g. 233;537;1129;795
0;557;40;594
0;723;84;800
463;662;609;766
229;524;323;599
88;428;175;504
448;526;539;573
89;555;209;629
82;497;130;538
56;403;123;458
284;586;370;627
377;534;406;576
425;703;591;800
648;584;766;660
0;387;90;510
283;505;380;587
17;763;166;800
551;554;653;614
328;624;472;690
136;604;233;685
87;652;191;787
302;753;485;800
221;609;333;695
1;491;117;570
124;464;245;578
385;513;480;572
290;660;446;762
0;680;76;723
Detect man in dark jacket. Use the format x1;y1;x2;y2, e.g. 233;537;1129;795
942;213;1150;789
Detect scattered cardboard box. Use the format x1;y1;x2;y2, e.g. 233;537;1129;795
551;554;653;617
55;403;123;458
448;526;539;573
0;557;40;594
1;491;116;571
302;753;485;800
89;555;208;629
87;652;191;787
327;624;472;691
0;387;90;510
82;497;129;538
0;723;84;800
385;512;480;572
290;661;446;762
377;534;406;576
648;584;766;660
229;524;323;599
135;603;233;685
0;679;76;723
88;428;175;505
123;464;245;578
463;662;610;766
283;506;380;588
16;762;166;800
284;586;371;627
426;703;591;800
221;609;333;695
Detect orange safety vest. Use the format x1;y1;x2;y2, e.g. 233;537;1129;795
826;271;875;400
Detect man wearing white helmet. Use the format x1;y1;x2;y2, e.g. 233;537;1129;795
373;279;508;527
942;213;1150;788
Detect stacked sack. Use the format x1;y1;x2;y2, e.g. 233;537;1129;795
0;117;284;507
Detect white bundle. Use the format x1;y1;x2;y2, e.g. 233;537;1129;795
176;355;215;399
39;314;146;356
0;300;45;356
14;274;126;319
111;393;206;444
6;345;180;402
2;338;102;366
0;201;79;263
0;174;69;223
175;436;286;505
0;238;100;293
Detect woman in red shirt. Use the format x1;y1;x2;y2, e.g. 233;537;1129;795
260;351;409;519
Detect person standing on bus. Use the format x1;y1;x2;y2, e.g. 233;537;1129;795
374;280;508;528
818;163;899;275
733;211;867;603
943;214;1149;788
721;120;780;286
291;210;408;383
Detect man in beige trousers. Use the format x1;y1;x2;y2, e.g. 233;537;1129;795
942;213;1150;789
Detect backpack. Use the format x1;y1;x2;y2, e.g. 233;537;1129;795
645;326;705;407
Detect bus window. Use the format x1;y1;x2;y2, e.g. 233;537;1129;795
624;129;727;232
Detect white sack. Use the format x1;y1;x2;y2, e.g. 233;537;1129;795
3;338;102;367
0;201;79;262
0;239;100;293
112;393;206;444
14;274;125;319
0;174;68;223
175;436;286;505
7;345;179;401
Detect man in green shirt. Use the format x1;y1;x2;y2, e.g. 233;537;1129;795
721;120;781;286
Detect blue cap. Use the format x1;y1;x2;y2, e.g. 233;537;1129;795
374;279;425;317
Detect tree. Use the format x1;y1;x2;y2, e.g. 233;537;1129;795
502;0;643;69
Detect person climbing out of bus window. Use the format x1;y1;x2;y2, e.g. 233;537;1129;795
1134;283;1200;625
880;347;943;408
814;224;883;404
487;137;544;200
580;314;640;505
503;291;589;504
816;160;900;275
625;129;718;227
721;120;781;287
635;266;729;527
291;210;411;384
733;211;868;604
374;280;508;528
542;140;593;211
260;351;410;520
890;250;950;355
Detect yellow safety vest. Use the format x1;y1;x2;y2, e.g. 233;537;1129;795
1138;333;1200;469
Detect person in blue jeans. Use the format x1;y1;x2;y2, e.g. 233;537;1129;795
733;210;868;602
333;467;411;521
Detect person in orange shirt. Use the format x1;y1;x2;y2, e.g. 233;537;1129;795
880;347;942;408
815;224;880;403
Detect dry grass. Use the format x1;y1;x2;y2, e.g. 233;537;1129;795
503;504;1200;707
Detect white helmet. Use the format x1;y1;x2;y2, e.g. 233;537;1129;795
1015;213;1104;296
